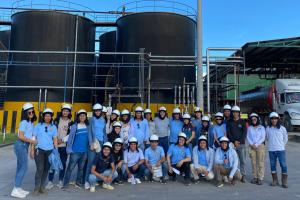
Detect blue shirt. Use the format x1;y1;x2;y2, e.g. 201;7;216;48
72;126;89;153
129;119;150;145
169;118;184;143
124;148;144;167
198;150;208;167
33;123;57;151
167;144;191;165
93;117;106;142
192;118;202;139
19;120;34;139
213;124;226;139
145;146;165;165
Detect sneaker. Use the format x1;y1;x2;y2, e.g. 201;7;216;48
135;178;142;184
17;188;30;195
117;180;123;185
127;178;132;183
103;183;114;190
90;186;95;192
11;187;26;199
251;178;258;184
39;188;47;194
84;182;90;190
161;178;167;184
223;176;229;183
45;181;54;190
241;176;246;183
216;182;224;188
257;179;263;185
57;181;63;189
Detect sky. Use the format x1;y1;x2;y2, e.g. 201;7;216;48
1;0;300;53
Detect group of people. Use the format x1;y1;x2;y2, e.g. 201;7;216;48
11;102;289;198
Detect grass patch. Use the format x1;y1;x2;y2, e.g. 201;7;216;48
0;133;18;145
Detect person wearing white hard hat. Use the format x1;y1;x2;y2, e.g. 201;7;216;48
89;142;118;192
112;138;124;184
144;109;156;137
106;109;120;135
214;136;242;188
167;132;192;186
199;116;214;148
223;104;232;124
108;121;122;143
190;136;214;182
169;108;184;145
101;106;108;120
63;109;92;188
144;135;168;184
30;108;58;195
266;112;288;188
129;107;150;151
182;113;196;153
11;103;37;198
154;106;170;155
192;107;203;141
246;113;266;185
123;137;145;184
120;109;131;147
226;105;247;183
212;112;227;149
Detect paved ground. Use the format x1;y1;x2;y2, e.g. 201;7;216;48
1;142;300;200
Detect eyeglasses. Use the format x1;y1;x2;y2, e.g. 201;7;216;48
115;144;122;147
45;126;48;133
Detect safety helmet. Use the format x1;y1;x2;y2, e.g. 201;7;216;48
103;142;113;149
215;112;224;119
219;136;229;143
102;106;108;113
112;121;122;127
269;112;279;119
93;103;102;110
43;108;53;115
23;103;34;111
77;109;87;115
202;116;210;122
113;138;123;144
231;106;241;112
178;132;187;139
172;108;181;114
159;106;167;112
149;135;159;141
223;104;232;110
121;109;130;115
182;113;191;119
144;109;152;114
112;109;120;116
194;107;202;113
249;113;259;119
198;135;208;141
129;137;138;143
135;106;143;112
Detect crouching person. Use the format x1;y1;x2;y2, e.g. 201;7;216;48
214;136;242;187
112;138;124;184
89;142;118;192
190;136;214;182
144;135;168;184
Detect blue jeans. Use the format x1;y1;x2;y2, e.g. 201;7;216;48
63;152;87;186
14;140;29;187
123;164;146;179
89;169;118;186
269;151;287;174
144;162;168;178
85;149;97;182
48;147;68;182
159;136;169;155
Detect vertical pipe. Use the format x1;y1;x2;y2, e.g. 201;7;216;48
234;65;237;105
147;63;151;108
71;15;79;105
196;0;203;109
108;94;112;107
183;83;186;108
206;49;210;113
187;85;190;111
44;89;47;110
178;86;181;108
38;88;42;112
174;85;177;107
192;86;195;108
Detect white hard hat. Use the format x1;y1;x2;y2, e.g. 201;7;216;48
219;136;229;143
102;106;107;113
144;108;152;114
198;135;208;141
113;138;124;144
202;116;210;122
182;113;191;119
149;135;159;141
23;103;34;111
178;132;187;139
250;113;259;118
135;106;143;112
231;105;241;112
121;109;130;115
112;109;120;116
172;108;181;114
113;121;122;127
129;137;138;143
43;108;53;114
61;103;72;110
215;112;224;118
223;104;232;110
269;112;279;119
77;109;87;115
103;142;113;149
159;106;167;112
93;103;102;110
194;107;202;113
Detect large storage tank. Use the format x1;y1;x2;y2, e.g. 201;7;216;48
6;11;95;106
116;12;196;103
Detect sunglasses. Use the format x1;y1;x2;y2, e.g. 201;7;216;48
137;123;140;129
45;126;48;133
115;144;122;147
216;118;222;121
27;111;35;115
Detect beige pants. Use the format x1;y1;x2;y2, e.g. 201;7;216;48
214;164;242;182
190;164;214;180
249;144;265;180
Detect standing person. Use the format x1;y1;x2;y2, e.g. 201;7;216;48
226;106;247;182
212;112;227;148
102;106;108;122
129;106;149;151
190;136;214;182
266;112;288;188
223;104;232;125
144;135;168;184
89;142;118;192
167;132;192;186
31;108;58;195
46;103;73;190
144;108;156;149
112;138;124;184
247;113;266;185
169;108;183;145
106;109;120;135
107;121;122;143
154;106;170;155
123;137;145;184
214;136;242;187
11;103;37;199
120;109;131;147
199;116;214;148
63;109;92;188
192;107;202;140
182;113;195;152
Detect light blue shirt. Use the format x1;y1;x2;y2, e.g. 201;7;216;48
169;118;184;143
33;123;57;151
129;118;150;145
19;120;34;139
212;123;226;139
167;144;191;165
124;148;144;167
192;118;202;138
145;146;165;165
266;126;288;151
198;150;208;167
92;117;106;142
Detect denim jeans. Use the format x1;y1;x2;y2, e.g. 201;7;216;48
48;147;68;182
123;164;146;179
269;151;287;174
34;148;52;189
235;144;247;176
159;136;169;155
84;149;97;183
14;140;29;187
63;152;87;186
89;169;118;186
144;162;168;178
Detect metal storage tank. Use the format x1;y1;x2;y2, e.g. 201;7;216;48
116;12;196;103
6;11;95;106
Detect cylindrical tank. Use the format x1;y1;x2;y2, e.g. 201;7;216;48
116;12;196;103
7;11;95;103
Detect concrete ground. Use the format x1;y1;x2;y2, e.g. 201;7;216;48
0;142;300;200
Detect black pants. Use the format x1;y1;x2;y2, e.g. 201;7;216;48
34;148;52;190
168;162;191;180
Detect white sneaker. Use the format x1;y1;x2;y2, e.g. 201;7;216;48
223;176;229;183
11;188;26;199
103;183;114;190
84;182;90;190
17;188;29;195
135;178;141;184
90;186;95;193
57;181;63;189
127;178;132;183
45;181;54;190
